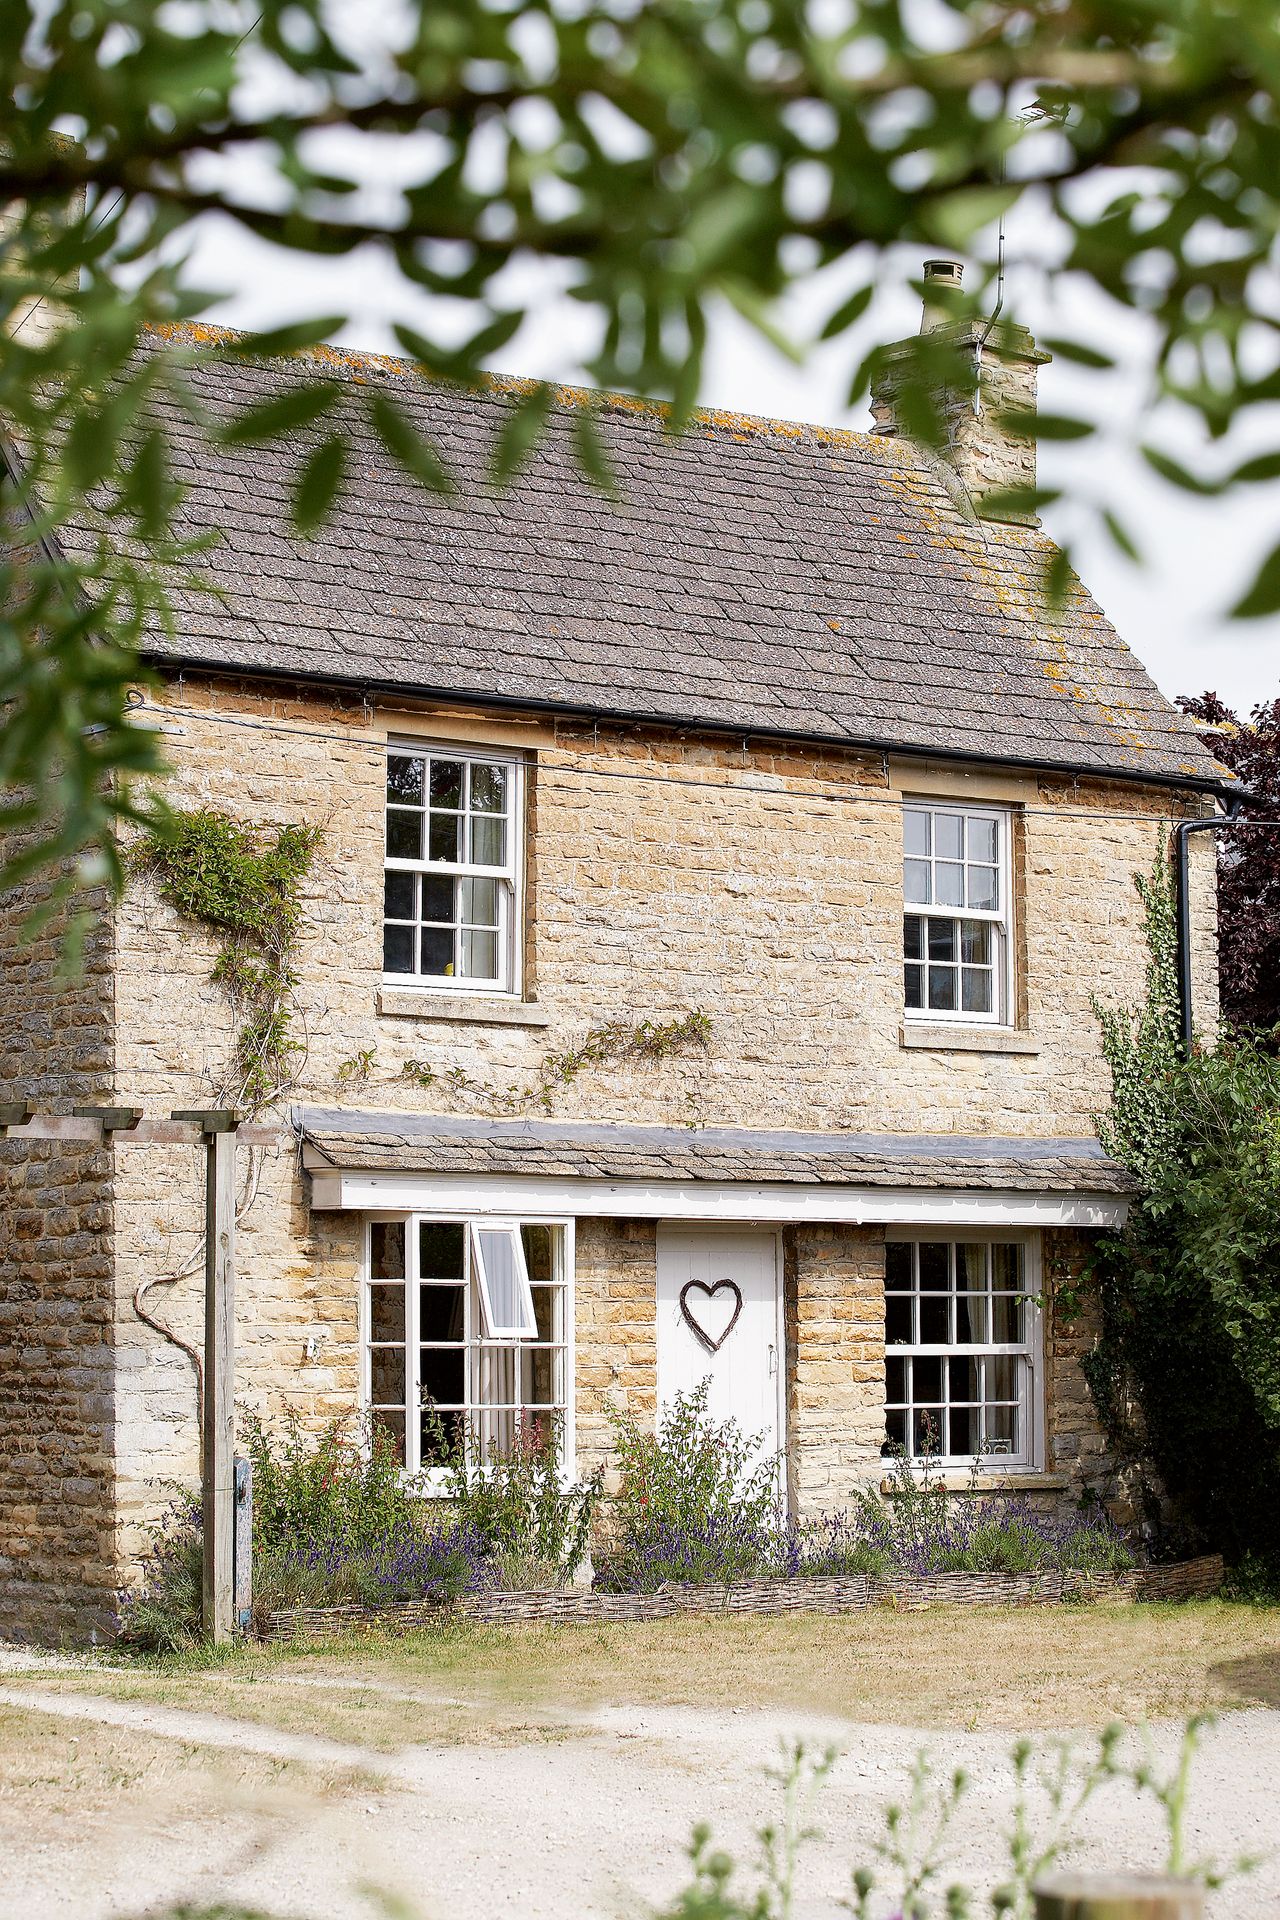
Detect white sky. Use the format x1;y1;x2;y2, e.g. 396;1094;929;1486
183;186;1280;720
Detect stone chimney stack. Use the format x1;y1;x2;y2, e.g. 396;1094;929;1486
0;139;86;346
870;257;1050;523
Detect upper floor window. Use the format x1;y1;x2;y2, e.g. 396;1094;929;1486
903;803;1009;1023
384;745;522;992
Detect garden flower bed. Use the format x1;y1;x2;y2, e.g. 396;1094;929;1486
259;1553;1225;1641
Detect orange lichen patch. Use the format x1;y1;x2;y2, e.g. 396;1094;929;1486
142;320;896;460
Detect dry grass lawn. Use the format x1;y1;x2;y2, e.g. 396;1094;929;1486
12;1597;1280;1742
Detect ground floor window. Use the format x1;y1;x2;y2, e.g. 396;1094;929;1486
364;1215;571;1473
883;1233;1041;1468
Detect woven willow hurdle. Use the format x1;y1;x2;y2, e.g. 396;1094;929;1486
261;1552;1223;1642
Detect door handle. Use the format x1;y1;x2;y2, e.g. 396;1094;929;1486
768;1343;777;1377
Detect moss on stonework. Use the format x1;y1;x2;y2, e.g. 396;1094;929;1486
132;808;321;1112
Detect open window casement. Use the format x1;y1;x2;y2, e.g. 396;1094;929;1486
469;1222;537;1339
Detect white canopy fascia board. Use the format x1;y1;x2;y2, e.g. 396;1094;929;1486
307;1168;1129;1229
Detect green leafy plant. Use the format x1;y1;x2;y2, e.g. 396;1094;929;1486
132;808;322;1110
602;1380;782;1590
403;1011;712;1118
425;1410;603;1589
659;1722;1251;1920
1089;853;1280;1567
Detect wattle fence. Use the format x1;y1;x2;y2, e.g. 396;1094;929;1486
261;1551;1223;1641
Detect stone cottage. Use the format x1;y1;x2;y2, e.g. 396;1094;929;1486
0;278;1231;1640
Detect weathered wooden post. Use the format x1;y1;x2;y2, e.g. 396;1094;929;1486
1035;1873;1204;1920
173;1109;239;1642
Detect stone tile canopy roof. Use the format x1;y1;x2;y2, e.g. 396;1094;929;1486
296;1108;1137;1195
58;325;1227;788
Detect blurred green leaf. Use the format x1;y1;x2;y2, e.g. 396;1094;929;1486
292;434;347;535
1231;542;1280;619
220;383;342;447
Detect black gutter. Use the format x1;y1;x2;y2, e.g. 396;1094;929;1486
1174;804;1280;1053
140;649;1238;802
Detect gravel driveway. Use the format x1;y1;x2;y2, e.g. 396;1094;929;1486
0;1648;1277;1920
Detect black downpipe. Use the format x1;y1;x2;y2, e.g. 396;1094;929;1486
1175;802;1243;1056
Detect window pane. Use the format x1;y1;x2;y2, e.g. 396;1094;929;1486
904;858;930;904
522;1224;555;1282
903;809;930;857
935;814;963;859
983;1406;1017;1454
883;1408;907;1454
471;762;508;813
918;1244;949;1290
370;1223;405;1279
420;927;454;976
420;1283;465;1343
461;877;499;926
949;1355;980;1399
383;924;415;974
903;916;923;962
914;1355;943;1400
928;966;957;1010
885;1355;907;1401
372;1409;406;1466
913;1408;943;1455
369;1282;404;1343
961;969;993;1013
531;1287;557;1341
421;1346;465;1406
384;871;415;920
370;1346;405;1404
462;929;499;979
904;962;923;1008
386;810;422;860
885;1243;912;1291
960;921;991;964
988;1355;1018;1400
428;813;460;863
968;866;999;911
430;760;463;809
420;1223;465;1278
422;875;454;922
919;1293;949;1343
949;1404;978;1455
387;755;423;805
990;1294;1025;1342
470;812;506;867
474;1225;536;1335
886;1294;912;1344
935;861;964;907
956;1289;987;1343
969;817;998;863
992;1244;1022;1290
927;920;956;961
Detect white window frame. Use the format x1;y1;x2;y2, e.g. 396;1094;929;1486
901;801;1013;1027
362;1212;575;1485
882;1229;1044;1471
469;1220;538;1338
383;740;525;997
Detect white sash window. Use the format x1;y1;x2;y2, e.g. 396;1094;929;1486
902;803;1011;1024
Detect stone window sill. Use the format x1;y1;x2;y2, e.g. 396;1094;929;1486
881;1471;1068;1496
377;988;550;1028
899;1023;1041;1055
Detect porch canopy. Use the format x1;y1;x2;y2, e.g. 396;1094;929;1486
297;1109;1134;1229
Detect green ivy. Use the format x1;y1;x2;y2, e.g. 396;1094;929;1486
1089;850;1280;1571
133;808;322;1112
403;1010;713;1118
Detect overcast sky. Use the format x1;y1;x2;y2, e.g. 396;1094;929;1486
184;190;1280;719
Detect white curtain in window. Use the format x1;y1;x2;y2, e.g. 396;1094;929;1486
470;1223;537;1338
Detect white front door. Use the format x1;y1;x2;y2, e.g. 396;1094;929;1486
656;1227;783;1460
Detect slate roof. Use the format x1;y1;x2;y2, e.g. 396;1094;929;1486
296;1109;1136;1196
55;325;1227;789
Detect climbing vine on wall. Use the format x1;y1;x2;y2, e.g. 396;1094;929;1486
133;808;322;1112
402;1010;713;1119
